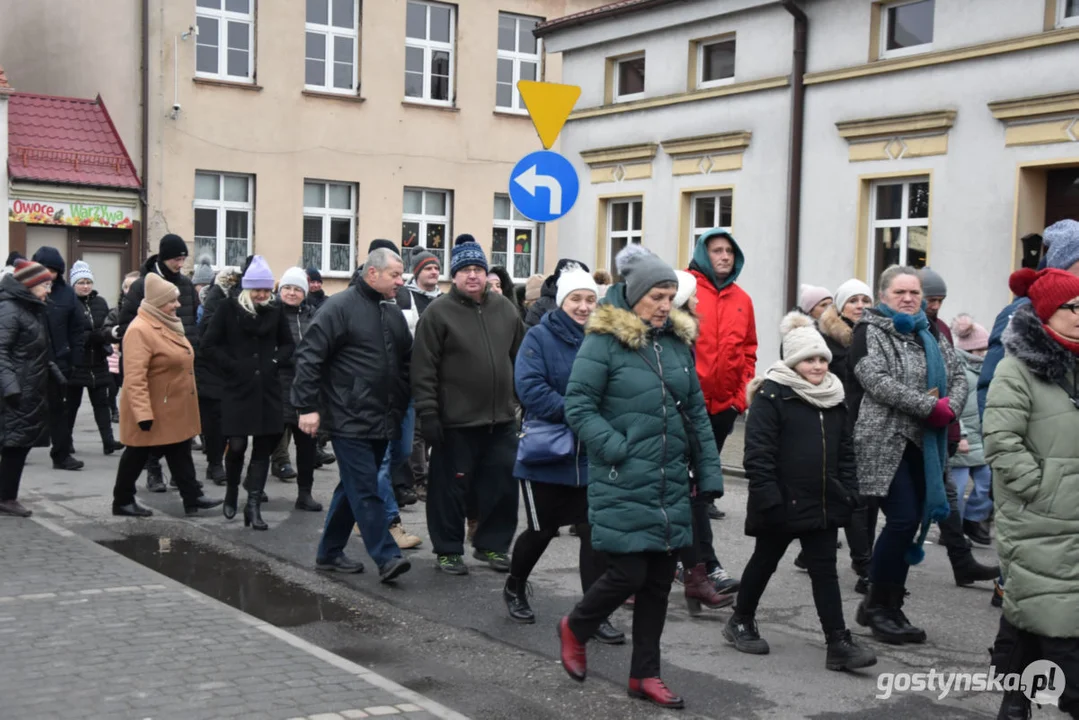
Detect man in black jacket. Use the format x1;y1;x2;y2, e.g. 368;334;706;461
305;267;327;311
118;234;200;491
293;247;411;583
412;237;524;576
31;247;89;471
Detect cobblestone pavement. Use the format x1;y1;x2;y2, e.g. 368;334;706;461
0;516;465;720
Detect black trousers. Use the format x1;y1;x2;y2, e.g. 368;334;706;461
938;477;974;561
47;380;72;461
991;615;1079;716
687;409;739;571
287;422;316;492
510;521;605;592
113;440;200;507
66;383;115;446
108;373;120;413
735;527;845;637
226;434;281;495
198;396;226;468
426;423;519;555
569;551;678;678
0;446;32;501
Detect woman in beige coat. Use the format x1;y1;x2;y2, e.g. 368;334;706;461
112;273;222;517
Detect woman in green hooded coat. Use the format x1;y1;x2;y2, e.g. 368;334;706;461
556;249;723;711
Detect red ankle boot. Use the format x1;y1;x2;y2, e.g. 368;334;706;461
628;677;685;709
557;616;587;682
684;563;735;615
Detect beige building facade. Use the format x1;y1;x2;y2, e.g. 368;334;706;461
1;0;606;289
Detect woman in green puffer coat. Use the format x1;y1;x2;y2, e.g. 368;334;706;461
555;249;723;711
984;268;1079;719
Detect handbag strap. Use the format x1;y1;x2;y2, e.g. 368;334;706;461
635;347;687;412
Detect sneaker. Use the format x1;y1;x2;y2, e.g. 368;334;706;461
316;555;365;573
473;549;511;572
378;557;411;583
272;462;297;481
437;554;469;576
52;455;84;471
146;466;167;492
724;614;770;655
0;499;32;517
709;567;741;595
390;522;422;549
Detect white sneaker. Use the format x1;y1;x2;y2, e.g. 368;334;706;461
390;522;422;549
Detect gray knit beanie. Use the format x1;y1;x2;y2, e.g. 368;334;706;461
919;267;947;298
1045;219;1079;271
625;253;678;307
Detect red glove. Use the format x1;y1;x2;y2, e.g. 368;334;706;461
925;397;955;428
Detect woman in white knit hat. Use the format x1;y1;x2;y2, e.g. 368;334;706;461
726;312;876;672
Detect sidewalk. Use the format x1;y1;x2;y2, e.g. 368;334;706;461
0;516;466;720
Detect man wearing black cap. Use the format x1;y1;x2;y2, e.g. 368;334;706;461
31;246;89;470
305;267;326;311
118;234;201;492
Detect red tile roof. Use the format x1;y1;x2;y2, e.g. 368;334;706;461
7;93;140;190
535;0;680;36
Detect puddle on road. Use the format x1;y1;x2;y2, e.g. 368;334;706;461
98;535;355;628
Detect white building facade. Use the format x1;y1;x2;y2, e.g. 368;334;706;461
540;0;1079;366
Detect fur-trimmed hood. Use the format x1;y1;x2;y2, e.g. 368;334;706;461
819;304;853;348
585;303;698;349
215;266;242;292
1003;302;1077;383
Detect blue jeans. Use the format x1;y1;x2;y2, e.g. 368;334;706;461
949;465;993;522
377;403;415;523
317;436;401;569
870;444;925;587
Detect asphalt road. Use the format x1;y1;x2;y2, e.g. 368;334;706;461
17;412;1023;720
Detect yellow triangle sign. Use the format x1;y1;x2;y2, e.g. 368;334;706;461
517;81;581;150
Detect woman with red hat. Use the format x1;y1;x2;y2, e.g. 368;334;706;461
984;267;1079;719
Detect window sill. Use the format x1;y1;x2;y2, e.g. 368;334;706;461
402;99;459;113
302;89;366;103
193;77;263;91
877;43;934;61
493;109;530;119
697;77;736;90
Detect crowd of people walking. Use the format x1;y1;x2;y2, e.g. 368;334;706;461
1;217;1077;717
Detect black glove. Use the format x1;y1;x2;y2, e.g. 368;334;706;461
4;393;20;409
420;412;443;447
138;420;153;432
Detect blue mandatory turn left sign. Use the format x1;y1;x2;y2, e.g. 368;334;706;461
509;150;579;223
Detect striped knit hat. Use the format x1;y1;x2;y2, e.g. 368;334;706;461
14;260;52;289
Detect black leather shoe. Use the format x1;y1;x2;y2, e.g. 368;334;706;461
112;502;153;517
53;456;84;471
294;491;323;512
316;555;364;573
707;503;725;520
953;554;1000;586
504;578;535;624
146;465;166;492
185;497;224;515
997;690;1032;719
258;490;269;503
103;440;125;455
593;620;626;645
222;485;239;520
206;463;227;486
243;494;267;530
379;557;411;583
963;519;992;546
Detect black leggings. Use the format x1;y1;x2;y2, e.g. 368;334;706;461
226;434;281;495
0;446;32;501
287;422;316;492
510;522;605;593
735;527;845;637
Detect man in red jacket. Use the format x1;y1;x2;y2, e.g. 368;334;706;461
687;228;757;594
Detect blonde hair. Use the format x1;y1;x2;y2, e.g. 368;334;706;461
237;288;272;315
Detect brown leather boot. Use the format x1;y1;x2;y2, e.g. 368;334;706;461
684;562;735;615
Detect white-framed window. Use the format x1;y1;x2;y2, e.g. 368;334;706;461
401;188;452;274
305;0;359;92
690;191;733;255
880;0;934;59
869;177;930;282
1059;0;1079;27
614;54;645;103
607;197;643;279
195;0;255;82
697;38;735;88
404;0;455;105
302;181;356;276
194;171;254;267
496;13;542;112
492;195;537;280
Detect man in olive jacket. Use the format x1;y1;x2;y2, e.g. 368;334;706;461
412;235;524;576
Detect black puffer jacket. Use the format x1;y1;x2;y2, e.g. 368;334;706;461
291;279;410;440
70;290;114;388
195;271;240;400
118;254;199;349
742;379;859;536
278;300;314;425
0;276;55;448
201;297;295;438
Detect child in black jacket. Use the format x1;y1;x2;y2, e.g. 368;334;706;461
724;312;876;672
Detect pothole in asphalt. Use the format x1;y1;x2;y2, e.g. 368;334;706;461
98;534;356;627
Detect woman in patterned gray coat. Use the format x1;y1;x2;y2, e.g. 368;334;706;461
849;265;966;645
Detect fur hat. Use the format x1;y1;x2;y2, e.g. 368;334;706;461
556;263;599;308
241;255;275;290
144;272;179;308
951;314;990;352
798;284;832;315
191;255;216;286
69;260;94;285
279;266;309;295
835;278;873;313
674;270;697;309
1010;268;1079;323
780;311;832;367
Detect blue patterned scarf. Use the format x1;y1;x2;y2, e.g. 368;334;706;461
876;303;951;565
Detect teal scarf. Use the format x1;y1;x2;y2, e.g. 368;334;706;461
876;303;951;565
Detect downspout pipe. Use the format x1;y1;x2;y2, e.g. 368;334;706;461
140;0;150;255
781;0;807;312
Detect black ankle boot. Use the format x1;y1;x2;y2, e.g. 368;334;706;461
856;583;908;645
997;691;1032;720
503;577;534;624
825;629;877;671
223;485;239;519
243;493;267;530
295;490;322;512
888;585;927;644
953;552;1000;586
